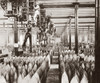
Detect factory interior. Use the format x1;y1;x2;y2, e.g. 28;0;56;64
0;0;99;83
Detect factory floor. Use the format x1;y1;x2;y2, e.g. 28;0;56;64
46;52;60;83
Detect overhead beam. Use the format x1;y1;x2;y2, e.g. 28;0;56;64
54;22;95;24
56;25;95;27
55;26;95;29
51;18;95;23
55;24;95;26
56;27;94;31
51;16;95;19
56;27;94;30
40;3;95;8
61;27;94;29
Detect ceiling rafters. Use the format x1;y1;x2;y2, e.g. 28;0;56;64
54;22;95;24
55;25;95;28
40;3;95;8
51;16;95;19
38;0;95;36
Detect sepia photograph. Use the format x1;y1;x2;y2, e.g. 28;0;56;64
0;0;98;83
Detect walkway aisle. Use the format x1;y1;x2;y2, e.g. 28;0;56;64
46;52;60;83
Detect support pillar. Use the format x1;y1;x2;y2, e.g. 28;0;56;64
88;26;90;43
90;30;93;43
95;0;100;83
73;2;79;54
64;33;65;46
69;16;72;50
82;28;84;42
65;26;68;47
27;0;29;20
14;17;18;56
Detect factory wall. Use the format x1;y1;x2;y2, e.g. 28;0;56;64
0;28;38;48
61;28;95;45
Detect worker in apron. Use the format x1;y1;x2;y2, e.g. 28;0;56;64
22;21;32;52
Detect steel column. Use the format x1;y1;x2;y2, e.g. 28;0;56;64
95;0;100;82
69;16;72;50
74;3;79;54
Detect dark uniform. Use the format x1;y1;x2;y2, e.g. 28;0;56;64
22;21;32;52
